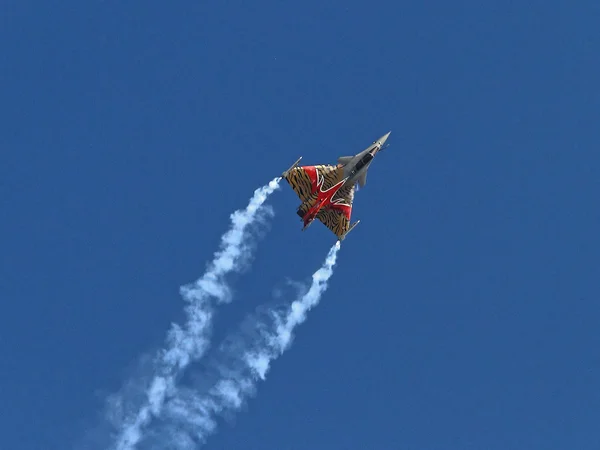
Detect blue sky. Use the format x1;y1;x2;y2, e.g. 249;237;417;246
2;1;599;449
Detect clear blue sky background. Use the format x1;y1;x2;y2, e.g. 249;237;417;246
2;1;599;449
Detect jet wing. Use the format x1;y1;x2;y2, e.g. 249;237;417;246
283;164;341;203
316;183;355;239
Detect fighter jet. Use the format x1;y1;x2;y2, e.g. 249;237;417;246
281;132;391;241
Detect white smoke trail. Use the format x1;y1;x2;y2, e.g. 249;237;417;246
107;178;281;450
245;241;341;376
151;241;342;448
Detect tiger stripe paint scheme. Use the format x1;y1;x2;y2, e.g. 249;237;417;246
283;164;355;239
281;132;390;240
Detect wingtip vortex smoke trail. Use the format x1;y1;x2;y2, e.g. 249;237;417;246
106;178;281;450
155;241;342;447
249;240;341;369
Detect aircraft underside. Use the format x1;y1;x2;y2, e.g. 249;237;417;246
279;131;389;241
283;162;358;240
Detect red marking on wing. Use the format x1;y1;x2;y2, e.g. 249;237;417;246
297;165;352;226
301;166;319;193
303;175;349;226
330;202;352;220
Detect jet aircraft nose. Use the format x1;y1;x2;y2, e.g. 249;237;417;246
379;131;391;145
375;131;391;148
